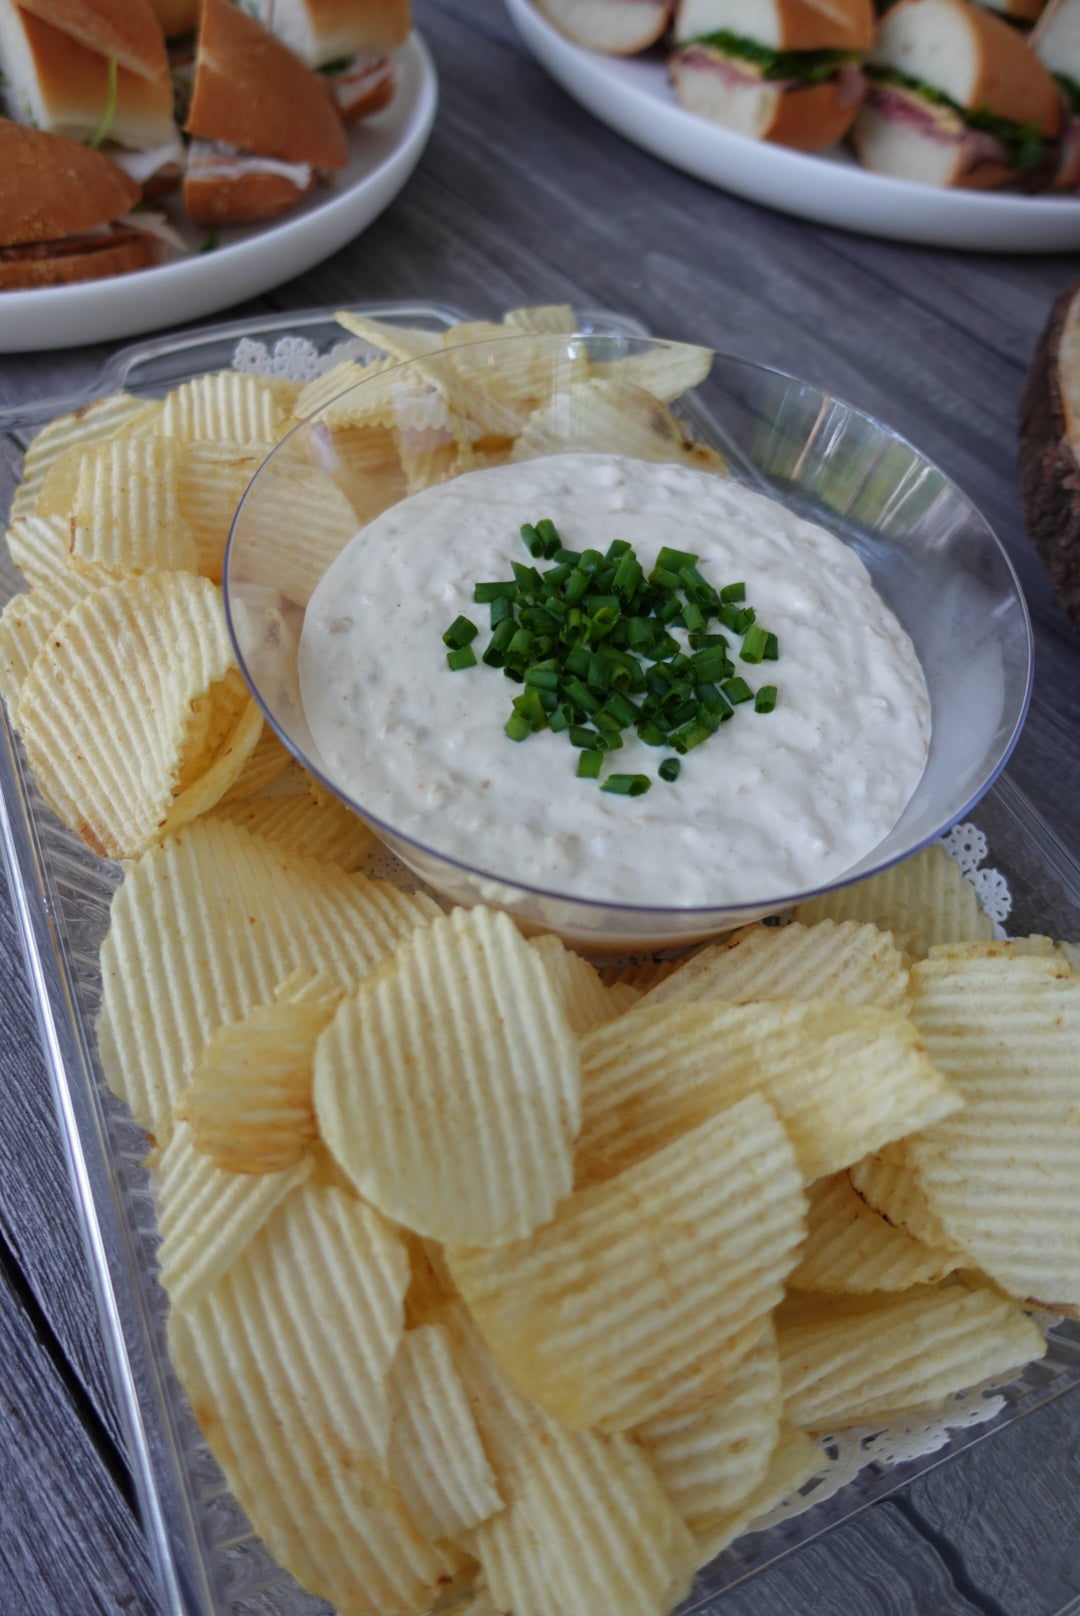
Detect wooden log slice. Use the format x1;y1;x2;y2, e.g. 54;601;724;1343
1019;278;1080;635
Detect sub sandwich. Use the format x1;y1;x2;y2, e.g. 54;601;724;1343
245;0;410;120
669;0;875;151
0;0;183;192
0;116;170;287
183;0;349;224
534;0;674;54
853;0;1062;187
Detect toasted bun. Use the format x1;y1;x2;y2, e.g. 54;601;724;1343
675;0;874;53
872;0;1061;133
146;0;201;37
0;118;140;243
1033;0;1080;79
185;0;348;168
183;165;313;224
257;0;410;62
0;226;156;288
671;49;864;145
851;100;1014;185
16;0;169;81
3;9;177;149
536;0;672;53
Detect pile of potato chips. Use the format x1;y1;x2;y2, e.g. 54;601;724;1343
5;309;1080;1616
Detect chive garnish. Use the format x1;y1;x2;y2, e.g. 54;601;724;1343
445;525;779;786
601;774;651;796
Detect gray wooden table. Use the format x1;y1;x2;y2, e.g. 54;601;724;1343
3;2;1080;1611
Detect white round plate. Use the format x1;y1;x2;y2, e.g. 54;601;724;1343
506;0;1080;252
0;32;438;354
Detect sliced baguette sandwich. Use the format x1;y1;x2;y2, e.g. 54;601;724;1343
534;0;674;54
854;0;1061;186
1034;0;1080;110
183;0;349;224
669;0;874;151
244;0;410;120
0;0;183;191
0;116;163;288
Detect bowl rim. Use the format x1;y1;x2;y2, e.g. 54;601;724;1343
224;334;1035;920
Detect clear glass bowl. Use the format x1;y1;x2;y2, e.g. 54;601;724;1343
224;334;1033;949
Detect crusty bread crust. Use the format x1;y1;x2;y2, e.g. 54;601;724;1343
17;0;169;81
337;65;398;122
16;10;177;149
0;229;156;288
183;165;314;223
876;0;1061;134
675;0;874;53
303;0;411;52
851;99;1015;185
0;119;140;245
145;0;202;38
538;0;673;53
185;0;349;168
671;49;863;146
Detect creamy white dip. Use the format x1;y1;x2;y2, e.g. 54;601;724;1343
298;453;930;906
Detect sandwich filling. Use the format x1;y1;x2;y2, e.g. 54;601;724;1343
185;139;313;191
320;51;396;116
865;67;1048;174
675;31;865;99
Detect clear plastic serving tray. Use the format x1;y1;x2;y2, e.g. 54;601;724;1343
3;304;1080;1616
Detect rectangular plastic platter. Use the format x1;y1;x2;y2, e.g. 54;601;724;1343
2;304;1080;1616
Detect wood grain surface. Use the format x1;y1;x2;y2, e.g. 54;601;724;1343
2;0;1080;1611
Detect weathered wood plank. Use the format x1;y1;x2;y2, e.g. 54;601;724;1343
0;1251;155;1616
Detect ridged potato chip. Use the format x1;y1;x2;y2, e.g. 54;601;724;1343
176;971;344;1174
641;921;910;1012
448;1094;804;1432
512;378;725;474
34;443;87;521
576;999;960;1188
214;725;294;805
155;1121;315;1310
315;906;580;1246
233;460;359;607
169;1185;453;1615
599;957;681;993
0;568;114;710
849;1144;960;1251
213;785;377;868
776;1283;1045;1432
5;514;70;586
176;441;272;583
97;818;439;1141
159;372;286;444
529;932;636;1036
634;1318;782;1537
788;1172;961;1295
502;303;577;333
901;950;1080;1310
589;344;713;403
20;392;152;510
72;436;196;573
692;1424;821;1566
18;573;262;858
387;1322;504;1541
794;845;993;959
334;313;445;363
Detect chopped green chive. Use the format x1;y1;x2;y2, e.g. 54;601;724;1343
449;526;779;784
442;615;478;650
740;625;770;664
601;774;651;796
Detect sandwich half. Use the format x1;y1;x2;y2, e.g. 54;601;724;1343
0;0;183;191
243;0;411;121
183;0;349;224
534;0;674;54
0;117;162;288
854;0;1061;186
670;0;874;151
